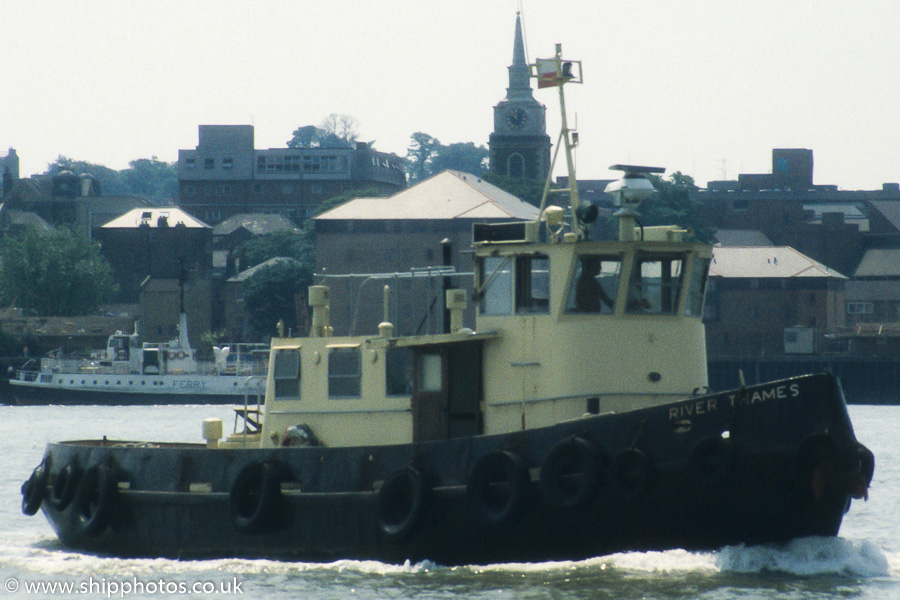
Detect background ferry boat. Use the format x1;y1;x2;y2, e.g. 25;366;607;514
10;314;267;405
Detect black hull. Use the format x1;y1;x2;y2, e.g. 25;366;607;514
25;373;873;565
10;385;248;406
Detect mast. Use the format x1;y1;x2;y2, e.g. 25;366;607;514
532;45;585;237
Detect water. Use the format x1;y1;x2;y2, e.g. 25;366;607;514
1;404;898;599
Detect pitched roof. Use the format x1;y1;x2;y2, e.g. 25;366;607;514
314;170;539;221
868;200;900;232
228;257;302;283
853;248;900;278
213;213;300;236
102;208;209;229
709;246;847;279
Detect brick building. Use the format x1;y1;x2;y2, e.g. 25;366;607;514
704;246;847;357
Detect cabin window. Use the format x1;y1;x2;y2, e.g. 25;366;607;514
273;349;300;398
626;254;685;315
566;255;621;314
328;347;361;398
684;257;710;317
386;347;414;396
478;256;513;315
418;353;442;392
515;254;550;314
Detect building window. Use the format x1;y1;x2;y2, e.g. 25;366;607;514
185;158;196;170
222;157;233;169
328;347;361;398
273;349;300;399
847;302;874;315
507;154;525;179
204;158;215;170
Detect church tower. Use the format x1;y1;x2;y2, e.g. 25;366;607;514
489;14;552;181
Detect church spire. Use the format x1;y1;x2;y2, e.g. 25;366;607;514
506;13;534;101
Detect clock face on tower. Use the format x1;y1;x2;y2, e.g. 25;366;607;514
505;107;528;130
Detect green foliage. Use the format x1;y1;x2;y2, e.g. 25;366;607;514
243;260;312;337
46;156;125;195
287;114;359;149
405;133;489;183
642;172;715;243
123;157;178;199
241;229;313;270
0;227;119;316
45;155;177;200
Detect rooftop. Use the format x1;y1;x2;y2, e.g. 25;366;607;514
710;246;847;279
314;170;539;221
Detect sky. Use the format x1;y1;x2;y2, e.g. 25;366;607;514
2;0;899;190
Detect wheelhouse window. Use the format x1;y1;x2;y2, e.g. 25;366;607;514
515;254;550;314
418;353;442;392
626;254;685;315
478;256;513;315
684;257;710;317
273;349;300;399
328;346;361;398
567;255;621;314
386;347;414;397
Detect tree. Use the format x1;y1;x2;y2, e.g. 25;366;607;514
241;229;313;270
405;132;441;183
430;142;490;176
405;133;490;183
0;227;118;316
243;259;312;337
287;114;360;149
122;157;178;199
642;172;715;243
45;156;125;195
44;155;177;200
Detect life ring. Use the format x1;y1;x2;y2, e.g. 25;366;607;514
73;464;118;537
611;448;655;500
539;437;606;510
687;435;734;485
21;462;49;516
230;461;282;534
49;461;82;511
376;467;428;541
466;450;530;527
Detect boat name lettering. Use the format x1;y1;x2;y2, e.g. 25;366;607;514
172;380;206;389
728;383;800;407
668;398;717;420
668;383;800;420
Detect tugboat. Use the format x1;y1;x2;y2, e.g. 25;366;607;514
21;46;873;565
10;314;268;405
